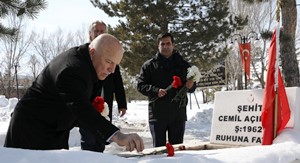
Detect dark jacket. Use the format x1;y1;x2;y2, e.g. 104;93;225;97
137;51;196;123
99;65;127;121
4;44;119;150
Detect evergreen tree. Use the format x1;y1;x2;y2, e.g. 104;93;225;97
0;0;47;39
91;0;246;75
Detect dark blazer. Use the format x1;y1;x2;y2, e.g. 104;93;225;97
101;65;127;121
137;51;196;123
4;44;119;150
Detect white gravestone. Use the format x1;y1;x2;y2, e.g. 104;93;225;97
210;87;300;146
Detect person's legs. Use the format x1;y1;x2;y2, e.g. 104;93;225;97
5;109;70;150
149;121;167;147
167;121;185;145
79;128;105;152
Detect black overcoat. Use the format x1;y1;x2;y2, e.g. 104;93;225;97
137;51;196;123
100;65;127;121
4;44;119;150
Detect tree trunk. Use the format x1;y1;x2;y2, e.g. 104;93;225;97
237;74;243;90
280;0;299;87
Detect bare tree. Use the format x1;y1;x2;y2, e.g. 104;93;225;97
48;28;73;58
226;47;243;90
280;0;299;87
33;28;74;68
71;24;88;46
241;0;299;87
238;0;299;88
32;30;52;67
228;0;275;89
0;60;6;95
0;15;36;97
27;54;40;79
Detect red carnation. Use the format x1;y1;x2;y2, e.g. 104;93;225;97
92;96;105;113
150;76;182;103
171;76;182;88
166;142;175;157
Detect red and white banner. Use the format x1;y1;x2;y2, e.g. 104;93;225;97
239;43;251;80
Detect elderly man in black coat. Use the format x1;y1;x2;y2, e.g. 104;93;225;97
79;20;128;153
4;34;144;152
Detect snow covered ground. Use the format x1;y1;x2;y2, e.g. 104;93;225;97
0;92;300;163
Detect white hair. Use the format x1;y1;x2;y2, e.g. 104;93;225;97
87;20;107;42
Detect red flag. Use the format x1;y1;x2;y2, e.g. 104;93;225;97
261;29;291;145
239;43;251;80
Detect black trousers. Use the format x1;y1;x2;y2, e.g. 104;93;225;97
149;120;185;147
79;128;105;152
4;110;70;150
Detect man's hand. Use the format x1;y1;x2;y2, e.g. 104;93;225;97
158;89;167;98
185;80;194;89
119;108;126;117
111;131;144;152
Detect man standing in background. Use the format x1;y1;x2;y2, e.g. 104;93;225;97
137;33;195;147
